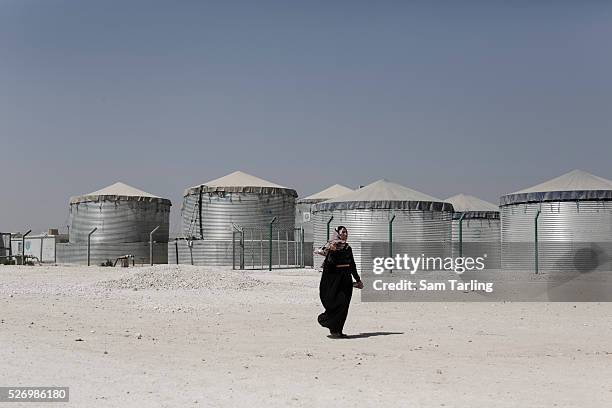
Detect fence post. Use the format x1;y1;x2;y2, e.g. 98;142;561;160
232;231;236;270
87;227;97;266
388;214;396;258
149;226;160;266
534;209;541;274
268;217;277;271
286;230;289;267
240;230;245;269
301;227;305;268
20;230;31;265
175;238;179;265
326;216;334;241
8;232;13;261
198;185;204;239
458;213;466;258
188;240;194;265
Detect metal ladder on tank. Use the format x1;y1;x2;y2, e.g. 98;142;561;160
184;203;200;239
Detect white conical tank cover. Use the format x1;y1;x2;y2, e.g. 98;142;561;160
87;182;159;197
500;169;612;206
512;169;612;194
322;179;443;203
445;194;498;212
184;170;297;197
70;181;170;204
303;184;354;201
202;171;287;188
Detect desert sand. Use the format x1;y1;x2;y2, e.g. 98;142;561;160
1;264;611;407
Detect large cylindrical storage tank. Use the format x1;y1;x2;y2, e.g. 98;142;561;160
445;194;500;268
312;180;454;273
178;171;297;266
500;169;612;273
296;184;353;266
59;182;171;265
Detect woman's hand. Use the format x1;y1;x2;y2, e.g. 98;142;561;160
353;281;364;289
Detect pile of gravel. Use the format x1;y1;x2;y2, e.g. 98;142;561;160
98;265;264;291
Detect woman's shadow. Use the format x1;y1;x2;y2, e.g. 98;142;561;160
343;331;403;339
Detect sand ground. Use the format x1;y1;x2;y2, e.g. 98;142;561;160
1;264;611;407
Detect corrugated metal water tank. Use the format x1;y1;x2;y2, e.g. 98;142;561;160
312;180;454;273
445;194;500;268
500;170;612;272
59;182;171;264
180;171;297;265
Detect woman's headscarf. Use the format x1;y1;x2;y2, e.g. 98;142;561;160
314;226;347;256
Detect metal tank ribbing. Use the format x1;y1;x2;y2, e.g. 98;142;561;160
451;218;500;243
501;200;612;271
500;170;612;273
182;191;295;240
69;200;170;244
313;209;453;272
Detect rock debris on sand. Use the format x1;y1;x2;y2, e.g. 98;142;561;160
97;265;265;291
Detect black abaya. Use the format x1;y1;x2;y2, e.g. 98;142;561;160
318;245;361;334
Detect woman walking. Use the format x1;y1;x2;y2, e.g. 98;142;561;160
316;226;363;338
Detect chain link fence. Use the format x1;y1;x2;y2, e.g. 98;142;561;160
56;242;167;266
232;225;305;270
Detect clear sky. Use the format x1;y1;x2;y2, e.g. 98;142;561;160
1;1;611;234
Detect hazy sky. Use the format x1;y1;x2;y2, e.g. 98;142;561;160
1;1;611;234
